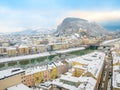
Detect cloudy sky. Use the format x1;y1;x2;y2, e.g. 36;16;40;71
0;0;120;33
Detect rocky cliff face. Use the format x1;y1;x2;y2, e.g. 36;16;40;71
57;17;109;37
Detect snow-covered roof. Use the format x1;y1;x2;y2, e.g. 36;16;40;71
73;65;87;70
0;68;24;79
116;74;120;84
78;77;96;90
82;51;105;60
50;51;105;90
69;51;104;61
25;65;47;75
60;75;80;83
71;52;105;79
7;47;16;50
54;61;64;66
7;83;32;90
25;62;63;75
86;58;104;79
112;52;120;64
87;58;104;79
52;79;78;90
112;52;120;89
113;69;120;89
38;81;52;90
68;57;91;65
52;75;97;90
19;45;28;48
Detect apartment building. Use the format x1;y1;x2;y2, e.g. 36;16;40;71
24;61;69;87
48;63;58;80
18;45;30;55
112;52;120;90
51;51;105;90
6;47;16;56
24;69;34;87
24;66;45;86
72;65;86;77
0;68;25;90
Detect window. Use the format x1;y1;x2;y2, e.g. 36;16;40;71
36;77;39;80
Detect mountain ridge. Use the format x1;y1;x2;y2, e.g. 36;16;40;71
56;17;110;37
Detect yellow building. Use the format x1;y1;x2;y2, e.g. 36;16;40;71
7;47;16;56
33;71;43;85
23;62;68;87
47;62;58;80
18;45;30;55
0;68;25;90
72;66;85;77
24;66;48;86
49;68;57;80
52;43;62;50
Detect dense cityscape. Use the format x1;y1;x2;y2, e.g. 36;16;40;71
0;0;120;90
0;32;120;90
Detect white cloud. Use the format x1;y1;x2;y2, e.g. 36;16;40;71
0;7;59;32
74;10;120;22
56;10;120;24
0;7;120;33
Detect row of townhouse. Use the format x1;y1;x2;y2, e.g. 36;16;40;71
112;52;120;90
0;42;78;57
0;37;100;57
0;61;70;90
23;61;70;87
0;51;105;90
41;51;105;90
0;45;48;57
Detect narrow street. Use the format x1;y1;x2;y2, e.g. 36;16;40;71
98;49;113;90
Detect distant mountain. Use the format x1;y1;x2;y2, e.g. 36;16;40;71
57;17;110;37
10;27;56;35
11;29;35;35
